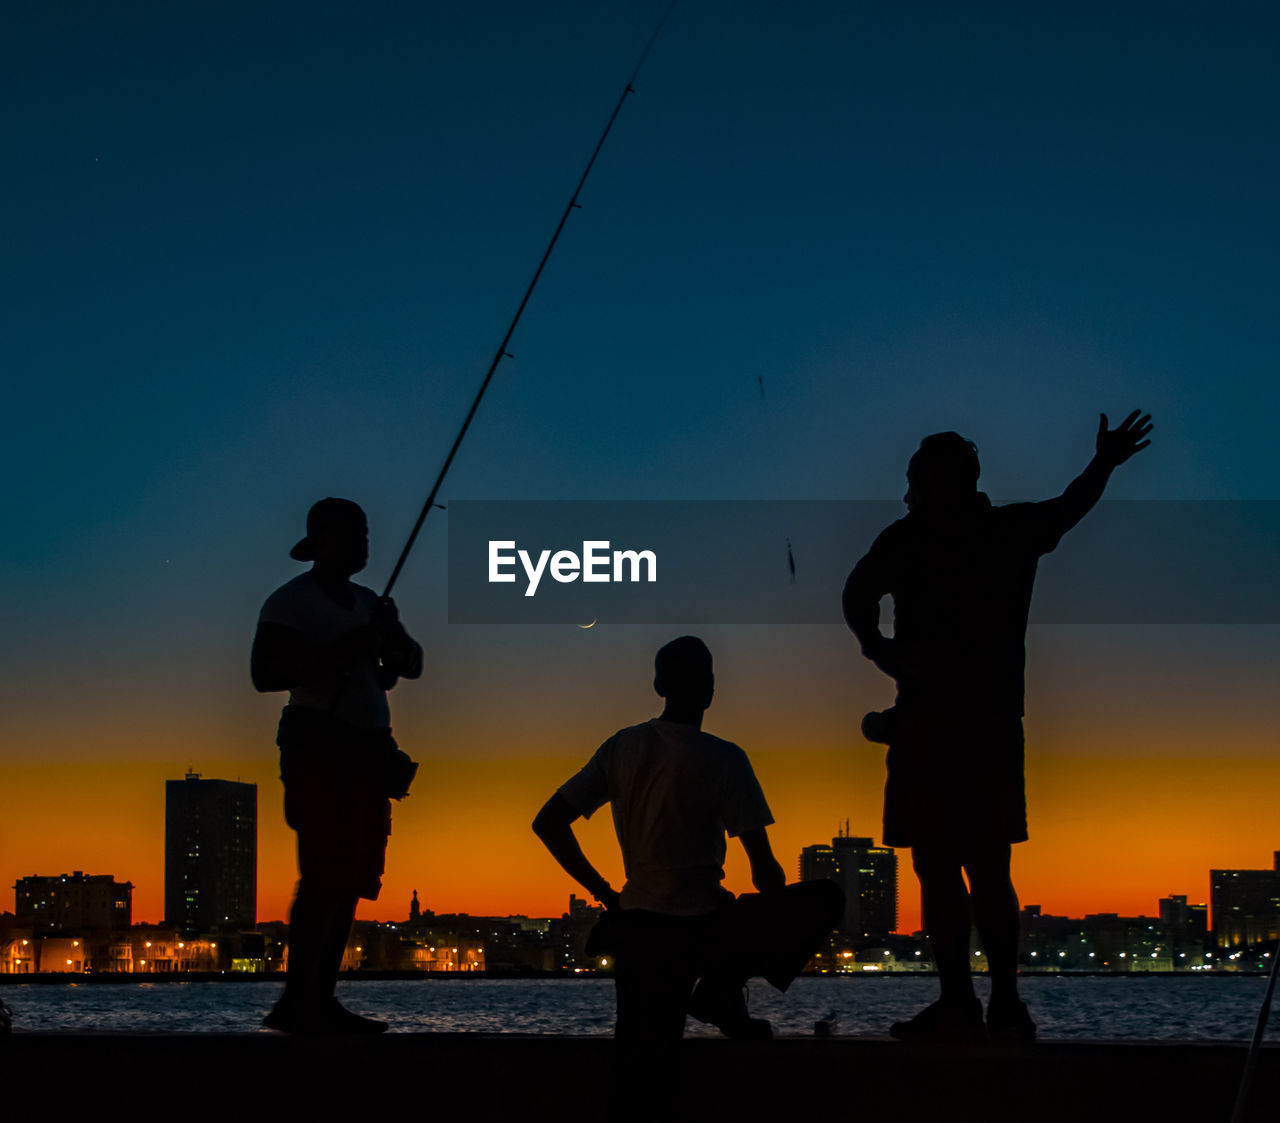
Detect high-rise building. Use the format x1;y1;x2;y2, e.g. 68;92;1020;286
164;770;257;935
798;844;840;883
14;872;132;935
1158;894;1209;954
799;823;898;943
1210;853;1280;948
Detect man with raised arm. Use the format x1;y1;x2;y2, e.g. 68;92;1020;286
252;497;423;1034
534;635;842;1118
843;411;1152;1043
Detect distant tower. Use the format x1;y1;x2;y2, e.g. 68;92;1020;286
800;827;898;944
799;844;840;883
409;889;421;923
164;769;257;935
831;834;897;943
1209;856;1280;949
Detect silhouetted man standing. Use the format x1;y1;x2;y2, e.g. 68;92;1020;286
252;497;422;1034
843;412;1151;1042
534;636;841;1118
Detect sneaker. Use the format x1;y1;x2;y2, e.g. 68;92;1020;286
263;998;315;1034
322;1000;389;1035
688;981;773;1041
987;998;1036;1043
263;997;388;1035
889;998;986;1043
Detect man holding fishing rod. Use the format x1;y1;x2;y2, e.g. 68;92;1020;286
843;411;1152;1043
252;497;422;1034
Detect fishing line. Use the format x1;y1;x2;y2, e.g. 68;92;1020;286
382;0;681;599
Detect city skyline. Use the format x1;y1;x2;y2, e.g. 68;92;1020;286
5;877;1277;978
9;749;1280;933
9;768;1279;940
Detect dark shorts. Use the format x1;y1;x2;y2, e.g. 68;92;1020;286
883;709;1026;849
277;707;393;901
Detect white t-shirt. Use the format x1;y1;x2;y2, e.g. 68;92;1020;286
258;572;390;730
558;718;774;916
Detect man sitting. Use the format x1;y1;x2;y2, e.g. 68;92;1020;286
533;635;842;1117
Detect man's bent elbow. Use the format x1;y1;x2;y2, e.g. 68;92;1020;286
533;792;581;839
250;664;285;694
842;579;877;640
840;582;860;634
531;796;561;839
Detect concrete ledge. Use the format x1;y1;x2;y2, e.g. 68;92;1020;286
2;1034;1276;1121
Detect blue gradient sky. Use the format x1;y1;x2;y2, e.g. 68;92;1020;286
2;1;1277;922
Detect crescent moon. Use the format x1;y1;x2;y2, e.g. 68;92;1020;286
578;619;597;629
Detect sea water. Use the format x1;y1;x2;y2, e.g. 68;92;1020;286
3;975;1277;1039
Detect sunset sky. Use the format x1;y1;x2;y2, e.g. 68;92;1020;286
3;1;1278;935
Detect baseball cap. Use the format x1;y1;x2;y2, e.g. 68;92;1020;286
289;497;366;561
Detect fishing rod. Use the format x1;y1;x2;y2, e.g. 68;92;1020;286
381;0;680;600
1229;940;1280;1123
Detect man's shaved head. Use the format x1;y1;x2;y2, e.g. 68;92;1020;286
654;635;714;707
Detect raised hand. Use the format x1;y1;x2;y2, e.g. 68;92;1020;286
1096;410;1153;468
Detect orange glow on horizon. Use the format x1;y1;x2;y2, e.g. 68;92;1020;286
3;746;1278;938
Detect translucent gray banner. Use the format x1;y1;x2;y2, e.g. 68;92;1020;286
446;500;1280;626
